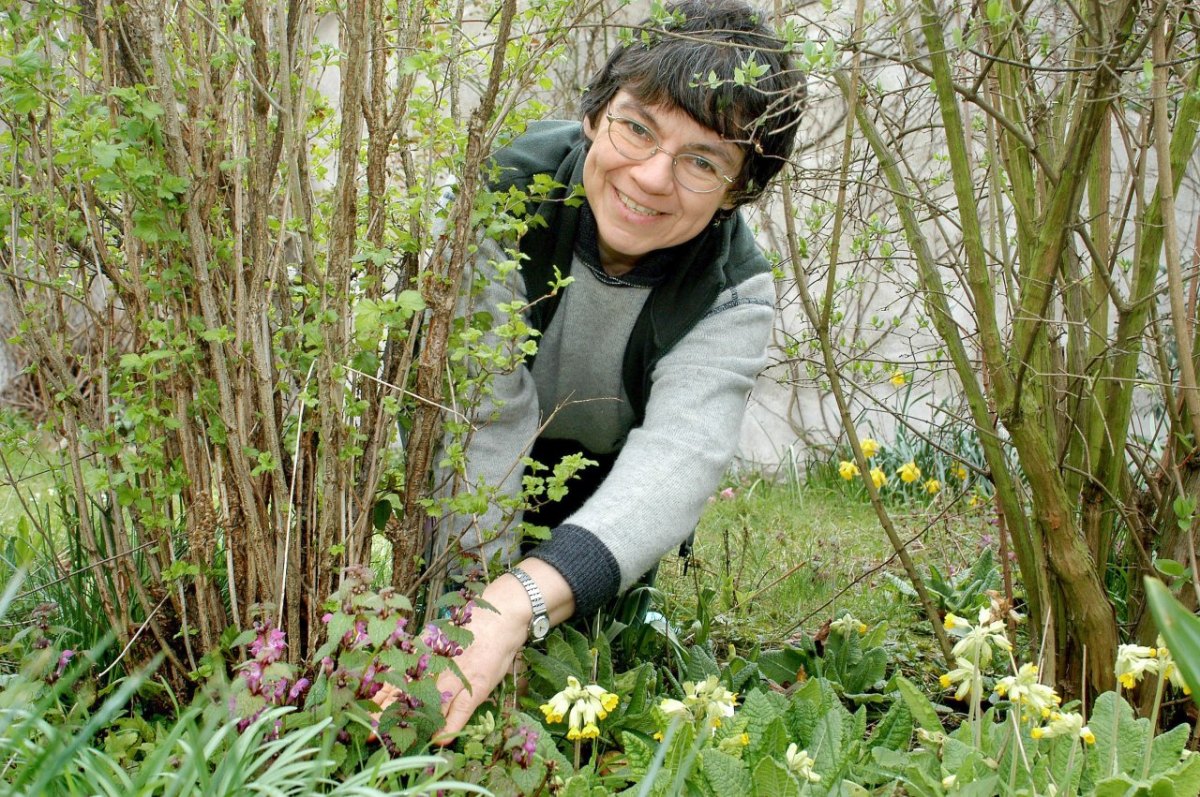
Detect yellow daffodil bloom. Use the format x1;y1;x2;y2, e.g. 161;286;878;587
860;438;880;458
870;467;887;489
890;370;907;387
897;462;921;483
951;463;968;481
924;478;941;494
838;460;859;480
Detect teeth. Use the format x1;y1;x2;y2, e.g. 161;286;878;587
618;191;660;216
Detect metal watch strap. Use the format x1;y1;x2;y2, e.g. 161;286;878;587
510;566;550;641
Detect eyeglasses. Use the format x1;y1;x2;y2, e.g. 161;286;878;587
604;110;735;194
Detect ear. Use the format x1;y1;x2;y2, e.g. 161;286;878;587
582;113;598;141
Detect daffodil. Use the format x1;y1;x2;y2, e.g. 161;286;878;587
860;438;880;458
890;370;907;387
785;743;821;783
1115;643;1160;690
993;663;1060;722
924;478;941;494
540;676;619;741
897;461;921;483
838;460;859;480
951;463;968;481
870;467;887;489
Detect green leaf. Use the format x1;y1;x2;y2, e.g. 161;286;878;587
1087;691;1148;782
867;699;913;751
1146;577;1200;706
751;757;800;797
700;748;750;795
894;675;944;734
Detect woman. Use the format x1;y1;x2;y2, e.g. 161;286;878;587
382;0;804;739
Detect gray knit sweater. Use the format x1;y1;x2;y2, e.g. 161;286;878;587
440;170;775;619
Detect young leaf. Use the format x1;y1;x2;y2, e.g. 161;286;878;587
1145;577;1200;707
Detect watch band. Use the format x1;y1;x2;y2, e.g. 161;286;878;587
510;566;550;641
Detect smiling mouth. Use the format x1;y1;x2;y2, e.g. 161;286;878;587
616;189;661;217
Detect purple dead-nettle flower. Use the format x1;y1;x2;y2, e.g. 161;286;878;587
249;624;287;663
424;624;463;658
342;620;370;649
288;677;311;702
242;660;265;694
321;612;334;624
511;725;539;769
385;616;409;648
321;656;335;675
450;599;474;627
406;652;430;681
54;649;74;679
272;677;290;702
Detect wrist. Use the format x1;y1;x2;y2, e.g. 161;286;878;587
509;566;550;640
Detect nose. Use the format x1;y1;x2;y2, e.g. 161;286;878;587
628;150;675;195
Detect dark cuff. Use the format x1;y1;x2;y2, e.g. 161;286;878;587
529;524;620;618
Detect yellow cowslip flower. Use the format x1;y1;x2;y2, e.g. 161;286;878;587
657;676;738;737
1155;637;1193;695
951;463;968;481
830;613;867;636
785;744;821;783
860;438;880;459
940;657;981;702
1031;711;1094;745
947;607;1012;667
540;676;619;741
924;479;941;495
1115;644;1160;690
897;462;921;483
838;460;860;480
870;467;887;489
993;663;1060;723
890;370;907;387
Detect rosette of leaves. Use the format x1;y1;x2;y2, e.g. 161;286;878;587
884;548;1001;617
758;619;891;704
888;676;1200;795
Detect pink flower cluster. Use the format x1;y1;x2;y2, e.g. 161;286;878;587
234;619;311;733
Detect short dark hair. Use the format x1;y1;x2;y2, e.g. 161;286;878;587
581;0;805;206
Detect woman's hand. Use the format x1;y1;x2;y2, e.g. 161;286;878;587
373;558;576;744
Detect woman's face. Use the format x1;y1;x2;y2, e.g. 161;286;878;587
582;91;743;275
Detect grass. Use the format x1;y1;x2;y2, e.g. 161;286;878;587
655;472;996;666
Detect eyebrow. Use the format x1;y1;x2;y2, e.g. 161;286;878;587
614;99;741;168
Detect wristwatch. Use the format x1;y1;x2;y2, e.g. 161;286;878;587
510;566;550;641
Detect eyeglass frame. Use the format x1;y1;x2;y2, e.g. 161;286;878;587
603;108;737;195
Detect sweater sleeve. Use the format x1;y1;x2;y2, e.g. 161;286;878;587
529;270;775;616
435;233;541;567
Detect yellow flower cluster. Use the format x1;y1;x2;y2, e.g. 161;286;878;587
835;437;959;499
540;676;620;741
658;676;738;734
1115;638;1191;694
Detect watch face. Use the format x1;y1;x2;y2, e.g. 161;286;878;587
531;615;550;640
